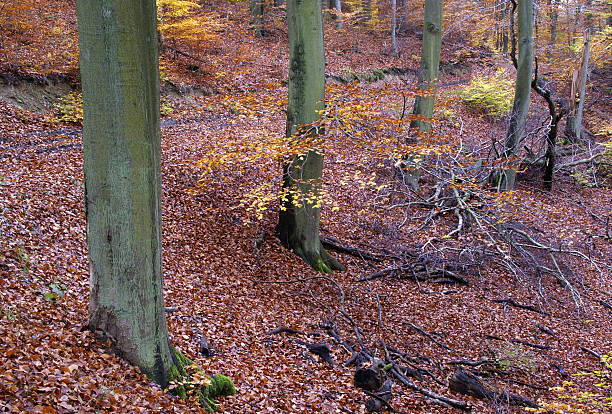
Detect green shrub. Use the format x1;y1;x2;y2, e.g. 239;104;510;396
55;91;83;124
160;97;174;116
457;69;514;118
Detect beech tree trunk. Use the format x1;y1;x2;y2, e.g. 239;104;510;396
326;0;343;28
411;0;443;133
492;0;534;191
76;1;235;407
334;0;342;28
76;0;177;387
566;29;591;142
548;0;557;60
403;0;443;192
391;0;398;54
278;0;344;274
250;0;266;36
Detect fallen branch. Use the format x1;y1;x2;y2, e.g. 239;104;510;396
254;275;368;351
355;267;395;282
322;236;382;262
491;298;549;315
449;369;539;408
363;388;403;414
598;299;612;312
557;150;606;169
485;334;504;342
389;367;469;410
419;269;469;285
551;363;568;378
294;340;334;365
536;323;557;336
162;44;208;65
510;339;550;351
581;346;603;361
266;326;303;335
357;266;468;285
447;358;489;367
405;322;454;351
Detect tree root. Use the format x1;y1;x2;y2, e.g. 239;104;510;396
321;236;382;262
167;347;236;411
295;245;346;274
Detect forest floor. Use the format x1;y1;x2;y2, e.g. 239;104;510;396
1;2;612;413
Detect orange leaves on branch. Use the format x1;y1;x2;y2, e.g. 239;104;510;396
192;79;457;223
157;0;225;47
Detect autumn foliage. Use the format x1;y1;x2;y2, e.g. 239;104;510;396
1;0;611;413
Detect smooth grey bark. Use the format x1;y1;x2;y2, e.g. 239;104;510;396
76;0;174;386
325;0;342;28
391;0;398;54
278;0;343;273
401;0;443;192
411;0;443;133
333;0;342;28
250;0;266;36
566;29;591;142
492;0;534;191
548;0;558;48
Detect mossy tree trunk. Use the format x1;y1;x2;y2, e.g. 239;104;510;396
403;0;443;192
76;1;234;408
278;0;344;274
77;0;175;387
492;0;533;191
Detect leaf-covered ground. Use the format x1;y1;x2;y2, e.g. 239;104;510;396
1;2;611;413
